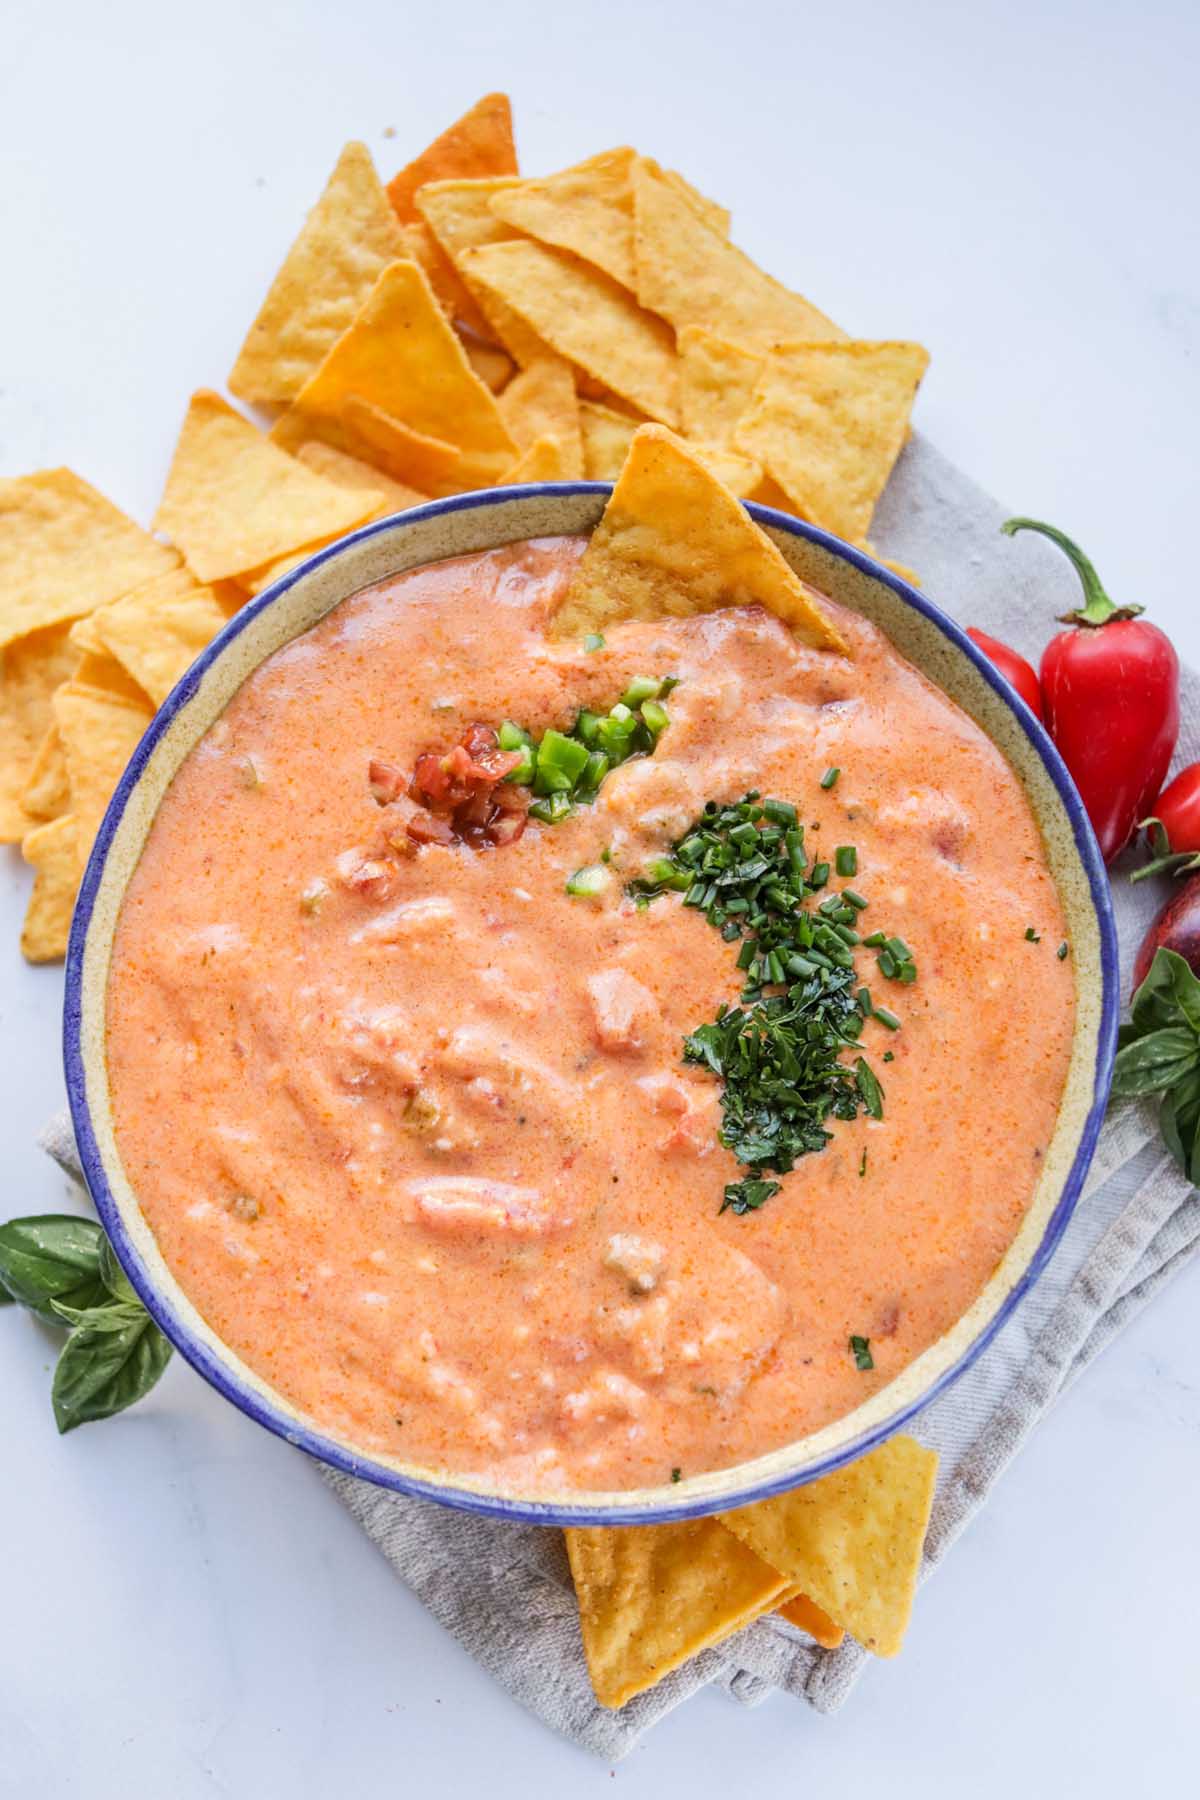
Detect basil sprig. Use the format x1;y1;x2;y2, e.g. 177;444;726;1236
0;1214;172;1432
1112;949;1200;1180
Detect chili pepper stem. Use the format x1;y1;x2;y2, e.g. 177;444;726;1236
1001;517;1143;627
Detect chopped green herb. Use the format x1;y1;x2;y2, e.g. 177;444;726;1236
720;1177;782;1215
820;766;840;790
873;1006;902;1032
850;1334;874;1371
1057;940;1069;960
1025;926;1041;944
835;845;858;877
565;864;611;900
583;633;605;652
670;1466;682;1484
859;1148;868;1177
882;1050;895;1063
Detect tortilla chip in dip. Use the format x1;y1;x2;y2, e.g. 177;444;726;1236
460;239;679;426
385;93;517;223
566;1518;791;1710
277;262;516;484
632;159;843;351
20;813;79;962
0;470;179;650
497;357;583;478
227;142;405;408
720;1434;938;1658
735;340;929;546
154;391;376;584
550;424;846;651
0;624;78;840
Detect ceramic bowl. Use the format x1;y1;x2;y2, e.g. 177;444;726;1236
64;487;1119;1525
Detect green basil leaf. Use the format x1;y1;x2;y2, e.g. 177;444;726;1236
99;1235;139;1307
1130;948;1200;1038
51;1306;173;1433
854;1057;884;1120
0;1215;108;1326
1110;1027;1200;1098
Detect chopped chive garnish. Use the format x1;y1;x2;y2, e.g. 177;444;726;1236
583;633;605;652
565;864;611;900
810;860;830;888
1057;940;1069;960
874;1006;902;1031
763;798;798;826
1025;926;1041;943
863;930;888;947
820;766;840;789
859;1148;868;1177
842;889;868;910
641;698;669;737
850;1334;874;1371
670;1466;681;1483
882;1049;895;1062
835;845;858;877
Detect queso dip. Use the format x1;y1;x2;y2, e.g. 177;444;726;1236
105;538;1074;1493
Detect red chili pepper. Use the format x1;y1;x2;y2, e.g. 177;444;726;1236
1129;762;1200;883
965;628;1044;720
1003;519;1180;863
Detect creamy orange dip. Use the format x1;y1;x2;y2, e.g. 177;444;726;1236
106;538;1074;1493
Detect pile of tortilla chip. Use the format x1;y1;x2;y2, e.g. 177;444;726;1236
568;1433;938;1709
2;92;928;961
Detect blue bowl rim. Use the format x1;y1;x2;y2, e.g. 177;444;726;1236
63;483;1120;1527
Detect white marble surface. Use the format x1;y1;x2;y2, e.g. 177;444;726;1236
1;0;1198;1791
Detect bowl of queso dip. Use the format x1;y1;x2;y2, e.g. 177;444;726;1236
65;488;1117;1524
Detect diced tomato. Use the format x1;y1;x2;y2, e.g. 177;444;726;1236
380;722;531;853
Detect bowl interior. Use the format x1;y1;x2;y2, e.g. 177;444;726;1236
65;486;1118;1525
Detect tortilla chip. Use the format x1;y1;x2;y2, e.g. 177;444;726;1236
460;240;679;426
70;651;152;708
20;724;70;825
415;178;553;366
276;262;515;484
386;94;517;223
0;469;179;650
749;473;800;514
489;147;641;289
552;425;846;652
459;334;515;393
720;1435;938;1658
86;570;231;707
0;625;78;840
497;357;583;477
661;167;731;238
678;325;763;442
689;443;763;498
275;393;462;496
633;160;843;352
776;1591;845;1650
579;401;641;480
497;434;573;484
735;341;929;545
20;813;79;962
52;681;154;871
396;219;492;339
67;612;108;658
566;1518;790;1710
154;391;375;583
228;142;405;407
294;441;428;512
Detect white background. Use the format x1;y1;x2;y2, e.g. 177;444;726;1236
2;0;1198;1792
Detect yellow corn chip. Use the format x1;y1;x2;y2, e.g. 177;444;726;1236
87;570;231;707
0;469;178;650
566;1518;790;1710
20;813;79;962
552;425;846;651
720;1435;938;1658
497;434;572;484
386;93;517;223
497;357;583;477
274;393;462;496
633;160;843;352
460;240;679;426
489;147;641;290
776;1590;845;1650
661;166;732;238
415;178;553;366
71;651;151;708
67;612;108;658
52;681;154;871
396;219;492;339
20;724;70;825
154;391;375;584
459;333;515;393
294;442;428;512
688;443;763;498
749;473;801;514
228;142;406;408
0;624;77;840
277;262;515;484
735;341;929;545
678;325;763;443
579;401;641;480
